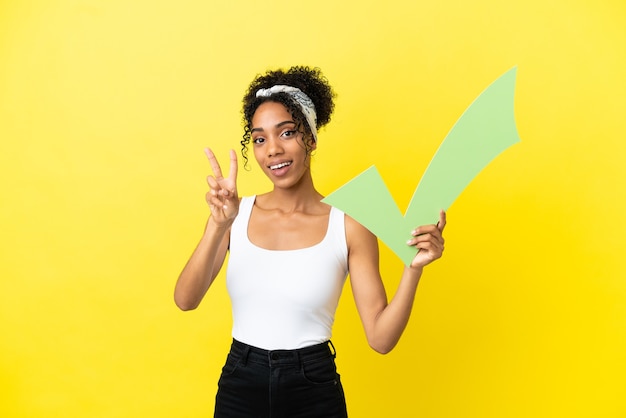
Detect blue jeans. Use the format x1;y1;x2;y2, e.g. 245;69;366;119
214;339;348;418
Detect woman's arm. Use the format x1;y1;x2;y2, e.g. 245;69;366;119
346;211;445;354
174;149;239;311
174;217;231;311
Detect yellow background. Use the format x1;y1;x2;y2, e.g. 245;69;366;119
1;0;625;416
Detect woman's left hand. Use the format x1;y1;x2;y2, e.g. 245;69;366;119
407;210;446;269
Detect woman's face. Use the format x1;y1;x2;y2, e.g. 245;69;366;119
251;101;316;189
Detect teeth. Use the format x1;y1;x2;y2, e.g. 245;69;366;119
270;162;291;170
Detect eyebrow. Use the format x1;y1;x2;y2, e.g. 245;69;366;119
250;120;296;134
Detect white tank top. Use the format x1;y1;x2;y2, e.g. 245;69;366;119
226;196;349;350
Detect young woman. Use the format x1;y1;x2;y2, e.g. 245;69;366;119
174;66;445;418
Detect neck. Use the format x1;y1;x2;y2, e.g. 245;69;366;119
266;173;322;213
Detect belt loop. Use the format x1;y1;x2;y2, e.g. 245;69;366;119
295;349;302;371
328;340;337;358
241;344;251;366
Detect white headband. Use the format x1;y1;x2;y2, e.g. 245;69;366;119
255;85;318;141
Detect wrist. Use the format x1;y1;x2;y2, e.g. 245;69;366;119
405;264;424;277
205;215;232;234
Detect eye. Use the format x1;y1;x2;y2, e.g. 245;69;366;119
252;137;265;144
281;129;297;138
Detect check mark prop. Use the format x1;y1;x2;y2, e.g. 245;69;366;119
322;67;521;266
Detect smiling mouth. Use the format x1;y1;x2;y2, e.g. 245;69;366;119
269;161;292;170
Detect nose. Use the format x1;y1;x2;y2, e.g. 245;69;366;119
266;136;283;157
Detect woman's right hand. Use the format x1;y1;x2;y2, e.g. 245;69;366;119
204;148;239;226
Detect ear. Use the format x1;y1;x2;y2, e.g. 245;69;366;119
308;136;317;151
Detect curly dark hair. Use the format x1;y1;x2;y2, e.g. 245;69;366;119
240;66;336;169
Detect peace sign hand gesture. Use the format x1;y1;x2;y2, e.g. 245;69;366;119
204;148;239;226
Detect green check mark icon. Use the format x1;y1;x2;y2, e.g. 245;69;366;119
322;67;521;266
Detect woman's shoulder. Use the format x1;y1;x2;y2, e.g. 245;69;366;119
342;214;379;268
344;214;376;242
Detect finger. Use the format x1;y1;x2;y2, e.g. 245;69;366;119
410;233;439;243
415;238;444;255
205;191;223;209
413;241;439;257
204;148;224;180
207;175;221;191
206;190;230;210
207;176;228;207
411;224;439;237
411;212;446;239
228;149;238;182
437;210;447;232
408;234;444;251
